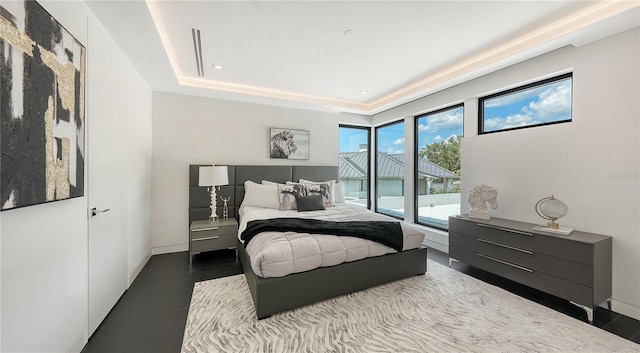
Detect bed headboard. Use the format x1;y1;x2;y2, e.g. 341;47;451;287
188;165;339;225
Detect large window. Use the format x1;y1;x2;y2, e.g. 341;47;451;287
375;120;405;219
415;105;463;230
338;125;370;208
479;73;572;134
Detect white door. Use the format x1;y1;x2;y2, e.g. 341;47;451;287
86;23;128;336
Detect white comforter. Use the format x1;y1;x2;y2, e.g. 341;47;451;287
238;203;425;278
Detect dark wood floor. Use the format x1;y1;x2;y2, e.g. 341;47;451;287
82;248;640;353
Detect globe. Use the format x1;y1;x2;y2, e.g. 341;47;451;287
535;195;568;229
539;198;568;219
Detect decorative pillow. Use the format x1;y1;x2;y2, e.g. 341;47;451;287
299;179;336;207
334;182;345;203
296;195;326;212
277;183;306;211
240;181;279;209
303;182;334;208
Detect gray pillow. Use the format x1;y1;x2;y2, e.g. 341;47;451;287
296;195;326;212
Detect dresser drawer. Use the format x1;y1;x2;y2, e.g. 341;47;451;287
449;218;592;266
450;245;593;307
190;224;237;240
451;232;593;286
191;233;237;253
450;218;535;249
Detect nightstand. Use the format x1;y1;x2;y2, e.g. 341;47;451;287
189;218;238;263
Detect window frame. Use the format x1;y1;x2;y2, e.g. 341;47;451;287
374;119;405;220
413;103;464;231
338;124;371;210
478;72;573;135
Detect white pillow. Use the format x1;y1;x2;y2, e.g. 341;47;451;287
241;181;279;209
261;180;281;185
334;182;345;203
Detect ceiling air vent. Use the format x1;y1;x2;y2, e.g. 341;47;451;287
191;28;204;77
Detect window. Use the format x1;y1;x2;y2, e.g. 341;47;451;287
375;120;405;219
479;73;572;134
338;125;370;209
415;105;463;230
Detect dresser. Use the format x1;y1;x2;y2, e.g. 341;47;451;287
189;218;238;263
449;215;612;323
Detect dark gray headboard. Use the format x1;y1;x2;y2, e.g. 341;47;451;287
188;165;339;225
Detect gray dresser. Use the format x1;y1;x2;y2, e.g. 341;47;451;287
449;215;612;323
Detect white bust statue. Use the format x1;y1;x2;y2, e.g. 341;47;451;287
467;184;499;220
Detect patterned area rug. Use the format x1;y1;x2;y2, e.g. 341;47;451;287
182;260;638;353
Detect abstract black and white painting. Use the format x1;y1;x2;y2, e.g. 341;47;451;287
270;128;309;160
0;0;86;211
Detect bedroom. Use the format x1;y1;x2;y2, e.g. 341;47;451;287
0;1;638;352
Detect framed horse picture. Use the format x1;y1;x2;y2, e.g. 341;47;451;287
269;128;309;160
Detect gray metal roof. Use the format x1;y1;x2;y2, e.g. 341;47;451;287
338;151;459;179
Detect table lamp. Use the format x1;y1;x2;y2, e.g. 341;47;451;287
198;165;229;223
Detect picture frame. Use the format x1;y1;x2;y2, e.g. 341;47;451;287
269;128;309;160
0;0;86;211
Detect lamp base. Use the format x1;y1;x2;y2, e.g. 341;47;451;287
533;225;573;235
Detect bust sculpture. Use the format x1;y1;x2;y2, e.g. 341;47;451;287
467;184;498;220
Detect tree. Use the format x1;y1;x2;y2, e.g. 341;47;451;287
418;135;461;174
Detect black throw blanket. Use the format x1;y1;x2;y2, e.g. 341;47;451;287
241;218;404;252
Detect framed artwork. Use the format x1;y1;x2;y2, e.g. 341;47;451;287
0;0;86;211
270;128;309;160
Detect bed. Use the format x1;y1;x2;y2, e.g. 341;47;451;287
188;164;428;319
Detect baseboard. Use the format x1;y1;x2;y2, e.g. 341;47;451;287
151;243;188;255
423;239;448;253
67;332;85;353
129;252;151;286
610;298;640;321
415;225;449;254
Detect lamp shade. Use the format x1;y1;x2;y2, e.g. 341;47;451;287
198;165;228;187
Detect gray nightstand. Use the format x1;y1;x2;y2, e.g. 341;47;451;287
189;218;238;263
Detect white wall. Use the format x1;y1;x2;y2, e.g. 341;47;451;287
373;29;640;320
151;92;369;253
0;1;153;352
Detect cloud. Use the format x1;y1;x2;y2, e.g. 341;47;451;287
484;79;571;131
418;108;463;132
433;135;443;142
393;138;404;145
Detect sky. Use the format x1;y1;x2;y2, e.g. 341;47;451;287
339;76;572;154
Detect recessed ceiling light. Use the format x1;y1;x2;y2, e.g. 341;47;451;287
213;64;224;70
359;91;368;95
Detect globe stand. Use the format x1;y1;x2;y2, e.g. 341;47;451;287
534;195;573;235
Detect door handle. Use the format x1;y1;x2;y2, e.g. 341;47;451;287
90;207;110;217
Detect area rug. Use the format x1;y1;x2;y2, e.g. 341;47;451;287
181;260;638;353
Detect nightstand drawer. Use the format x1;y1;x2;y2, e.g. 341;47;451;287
191;233;237;253
190;224;237;240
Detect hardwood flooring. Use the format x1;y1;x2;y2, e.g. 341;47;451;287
81;248;640;353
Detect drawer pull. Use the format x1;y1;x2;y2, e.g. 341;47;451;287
192;227;219;232
477;223;533;237
476;253;534;273
192;236;219;241
477;238;534;254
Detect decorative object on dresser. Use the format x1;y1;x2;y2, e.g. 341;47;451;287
1;0;86;211
533;194;573;235
449;215;612;324
467;184;498;220
189;218;238;263
270;128;309;160
198;165;229;223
